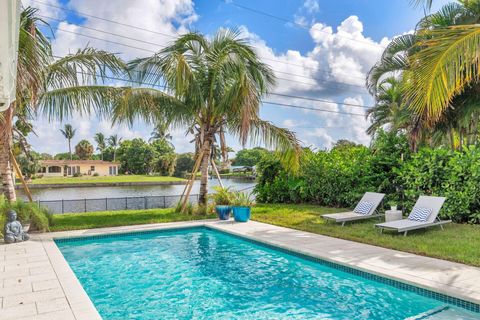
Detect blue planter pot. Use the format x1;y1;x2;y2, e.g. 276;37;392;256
216;205;231;220
232;206;251;222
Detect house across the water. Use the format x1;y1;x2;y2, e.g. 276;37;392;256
38;160;120;177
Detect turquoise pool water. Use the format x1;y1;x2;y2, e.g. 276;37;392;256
57;227;464;319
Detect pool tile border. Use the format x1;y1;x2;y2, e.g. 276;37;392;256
54;224;480;314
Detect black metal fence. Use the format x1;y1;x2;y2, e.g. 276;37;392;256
38;194;200;214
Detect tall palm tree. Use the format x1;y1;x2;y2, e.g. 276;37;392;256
108;134;122;161
94;132;106;160
149;122;173;145
60;124;76;160
0;7;127;201
114;29;301;206
366;77;411;136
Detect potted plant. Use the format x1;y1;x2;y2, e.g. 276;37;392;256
231;192;254;222
211;187;234;220
388;200;397;211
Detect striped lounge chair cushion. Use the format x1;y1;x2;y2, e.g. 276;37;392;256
408;207;432;222
353;201;374;215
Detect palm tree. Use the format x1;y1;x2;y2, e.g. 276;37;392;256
115;29;301;206
94;132;106;160
149;122;173;145
0;7;127;201
108;134;122;161
403;0;480;124
366;77;411;136
60;124;76;160
367;1;480;148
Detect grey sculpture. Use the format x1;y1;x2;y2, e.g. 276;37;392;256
4;210;30;244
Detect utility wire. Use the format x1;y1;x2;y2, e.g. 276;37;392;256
65;64;372;109
73;70;368;116
39;14;367;90
226;0;387;49
53;28;366;93
32;0;368;81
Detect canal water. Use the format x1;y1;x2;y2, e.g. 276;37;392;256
18;178;256;201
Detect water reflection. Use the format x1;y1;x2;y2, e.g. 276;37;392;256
18;178;256;201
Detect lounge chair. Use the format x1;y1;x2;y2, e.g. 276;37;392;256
323;192;385;226
375;196;451;236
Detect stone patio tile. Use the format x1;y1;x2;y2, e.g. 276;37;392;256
0;303;37;320
2;272;57;288
0;283;32;297
2;288;64;308
32;279;61;292
36;297;69;314
18;309;76;320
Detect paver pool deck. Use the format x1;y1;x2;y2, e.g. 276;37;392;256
1;219;480;319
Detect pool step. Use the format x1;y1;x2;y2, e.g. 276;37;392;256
406;306;480;320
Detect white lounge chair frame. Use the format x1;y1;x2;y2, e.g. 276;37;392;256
375;196;451;236
323;192;385;226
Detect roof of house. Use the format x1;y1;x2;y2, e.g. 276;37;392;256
39;160;120;166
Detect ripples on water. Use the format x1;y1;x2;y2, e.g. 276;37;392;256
19;179;256;201
57;228;444;320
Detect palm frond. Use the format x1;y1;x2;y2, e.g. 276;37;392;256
404;25;480;123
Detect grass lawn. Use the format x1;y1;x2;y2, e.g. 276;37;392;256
253;204;480;267
25;175;185;185
50;207;214;231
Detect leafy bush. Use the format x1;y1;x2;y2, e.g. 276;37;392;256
73;172;82;177
254;130;480;223
93;172;100;177
0;196;52;236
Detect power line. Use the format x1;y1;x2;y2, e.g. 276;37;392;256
72;70;368;116
53;27;366;93
226;0;386;49
31;0;176;39
263;101;365;116
32;1;368;81
39;13;367;90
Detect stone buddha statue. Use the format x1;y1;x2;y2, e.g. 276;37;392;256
4;210;30;244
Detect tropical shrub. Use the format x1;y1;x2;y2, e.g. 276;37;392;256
0;196;52;235
211;187;234;205
254;131;480;223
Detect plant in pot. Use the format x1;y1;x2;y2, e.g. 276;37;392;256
211;187;234;220
231;192;254;222
388;200;398;211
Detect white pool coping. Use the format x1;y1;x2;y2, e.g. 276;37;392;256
2;219;480;319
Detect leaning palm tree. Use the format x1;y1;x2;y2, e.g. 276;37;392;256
94;132;106;160
115;29;301;206
0;7;127;201
108;134;122;161
60;124;76;160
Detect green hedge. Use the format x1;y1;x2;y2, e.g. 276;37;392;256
254;130;480;223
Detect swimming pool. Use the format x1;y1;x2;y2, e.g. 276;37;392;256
56;227;479;319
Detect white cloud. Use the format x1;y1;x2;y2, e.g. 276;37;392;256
51;0;198;59
22;0;65;20
303;0;320;14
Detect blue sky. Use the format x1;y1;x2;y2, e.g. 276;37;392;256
24;0;449;155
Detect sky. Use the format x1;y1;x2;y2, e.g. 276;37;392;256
22;0;450;155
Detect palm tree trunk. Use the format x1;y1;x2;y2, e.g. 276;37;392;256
199;137;212;206
68;139;72;160
0;106;17;202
